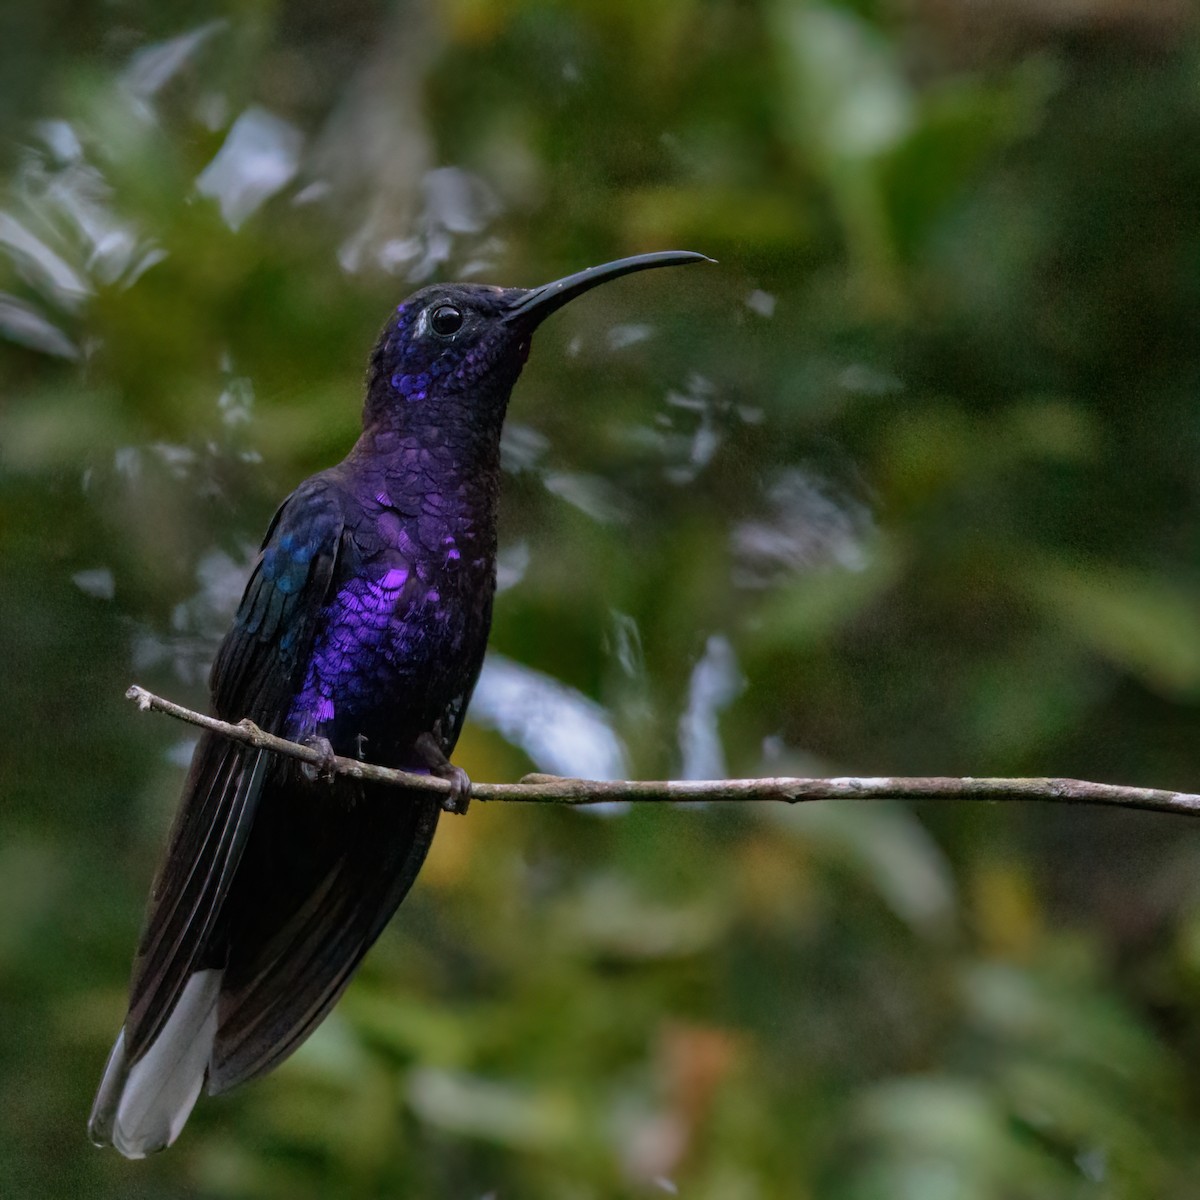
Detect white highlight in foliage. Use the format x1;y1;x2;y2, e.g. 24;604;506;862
71;567;115;600
196;108;303;231
472;654;628;782
678;635;744;781
122;21;227;98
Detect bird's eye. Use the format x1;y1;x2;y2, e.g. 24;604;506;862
430;304;463;336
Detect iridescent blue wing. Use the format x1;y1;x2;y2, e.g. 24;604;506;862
209;478;348;725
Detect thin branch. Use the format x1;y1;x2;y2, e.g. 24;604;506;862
126;685;1200;817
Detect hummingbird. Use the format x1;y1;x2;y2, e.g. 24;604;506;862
88;250;710;1157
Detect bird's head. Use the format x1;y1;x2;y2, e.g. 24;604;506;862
362;251;711;437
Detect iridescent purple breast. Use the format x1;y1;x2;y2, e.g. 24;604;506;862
285;544;491;752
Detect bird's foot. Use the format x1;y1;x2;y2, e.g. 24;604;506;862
301;735;338;783
354;732;369;762
438;764;472;816
415;731;472;815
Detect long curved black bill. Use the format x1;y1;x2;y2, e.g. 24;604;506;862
504;250;713;328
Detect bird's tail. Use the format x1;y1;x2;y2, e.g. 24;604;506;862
87;969;223;1158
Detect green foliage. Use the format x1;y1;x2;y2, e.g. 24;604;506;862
1;1;1199;1196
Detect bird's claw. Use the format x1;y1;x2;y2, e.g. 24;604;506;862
414;730;472;815
301;735;338;783
440;765;472;816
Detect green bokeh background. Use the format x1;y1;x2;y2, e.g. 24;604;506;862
2;2;1199;1197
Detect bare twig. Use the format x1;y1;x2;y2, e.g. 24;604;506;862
125;684;1200;816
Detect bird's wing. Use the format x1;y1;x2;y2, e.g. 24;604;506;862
206;780;442;1093
122;478;346;1059
209;479;348;723
206;512;448;1092
205;675;482;1092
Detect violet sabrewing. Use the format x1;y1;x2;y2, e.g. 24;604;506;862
88;250;709;1157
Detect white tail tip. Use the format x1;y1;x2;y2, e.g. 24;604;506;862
89;969;223;1158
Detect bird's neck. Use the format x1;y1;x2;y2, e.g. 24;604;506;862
346;412;503;548
351;371;522;556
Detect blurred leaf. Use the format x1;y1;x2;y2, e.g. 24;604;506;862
343;987;472;1068
764;800;958;939
748;532;904;651
961;961;1176;1098
847;1076;1075;1199
771;3;913;165
551;873;729;960
406;1067;580;1149
885;57;1060;258
770;0;914;307
1025;562;1200;697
